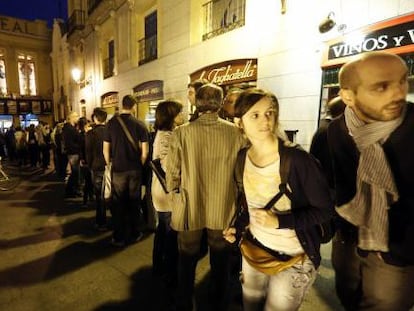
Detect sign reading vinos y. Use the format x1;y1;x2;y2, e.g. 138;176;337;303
322;13;414;67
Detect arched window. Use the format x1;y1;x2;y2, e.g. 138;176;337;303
17;53;37;96
0;49;7;96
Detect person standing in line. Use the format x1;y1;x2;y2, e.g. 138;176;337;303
327;51;414;311
86;108;108;231
310;96;345;189
166;83;245;311
26;124;39;167
62;111;81;196
103;95;149;247
223;88;334;311
219;87;243;122
14;126;27;166
151;100;184;288
187;78;210;259
78;117;94;205
39;122;52;170
51;121;68;180
5;125;16;162
187;78;209;122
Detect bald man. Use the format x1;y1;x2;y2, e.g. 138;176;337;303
327;51;414;311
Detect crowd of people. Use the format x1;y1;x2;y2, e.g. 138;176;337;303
1;51;413;311
1;122;53;168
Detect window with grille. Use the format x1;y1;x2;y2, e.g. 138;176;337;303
202;0;246;40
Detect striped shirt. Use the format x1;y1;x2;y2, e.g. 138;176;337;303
166;113;245;231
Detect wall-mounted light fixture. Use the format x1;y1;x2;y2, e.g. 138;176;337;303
319;12;336;33
71;67;92;86
281;0;287;14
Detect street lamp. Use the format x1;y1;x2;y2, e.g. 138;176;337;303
71;67;82;83
71;67;92;86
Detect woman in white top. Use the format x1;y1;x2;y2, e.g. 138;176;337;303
224;88;333;311
151;99;184;286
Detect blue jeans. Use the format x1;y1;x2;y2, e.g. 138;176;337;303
66;154;80;194
176;229;231;311
241;256;316;311
111;170;142;243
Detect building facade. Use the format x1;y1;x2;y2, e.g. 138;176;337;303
0;15;54;131
54;0;414;148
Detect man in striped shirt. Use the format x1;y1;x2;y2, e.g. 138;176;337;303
167;83;245;311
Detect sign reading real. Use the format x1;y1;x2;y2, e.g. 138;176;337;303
0;17;35;35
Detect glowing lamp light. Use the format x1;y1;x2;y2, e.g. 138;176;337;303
71;67;82;83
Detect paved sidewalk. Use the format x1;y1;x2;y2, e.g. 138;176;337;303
0;165;343;311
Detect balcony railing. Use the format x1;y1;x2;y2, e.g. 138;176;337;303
88;0;105;15
202;0;246;40
103;57;115;79
138;35;158;65
67;10;85;35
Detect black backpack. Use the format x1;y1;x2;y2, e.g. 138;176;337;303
231;139;334;244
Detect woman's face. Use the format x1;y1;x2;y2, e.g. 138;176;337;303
240;97;277;141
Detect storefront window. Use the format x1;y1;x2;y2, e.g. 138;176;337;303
0;115;13;133
17;54;37;96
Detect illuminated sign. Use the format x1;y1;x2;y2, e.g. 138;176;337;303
322;13;414;67
190;59;257;86
133;80;164;102
101;92;119;108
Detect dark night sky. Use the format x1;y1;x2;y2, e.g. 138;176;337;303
0;0;68;28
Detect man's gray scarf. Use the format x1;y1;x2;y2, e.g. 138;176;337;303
336;105;406;251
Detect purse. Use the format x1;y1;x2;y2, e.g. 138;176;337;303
240;230;305;275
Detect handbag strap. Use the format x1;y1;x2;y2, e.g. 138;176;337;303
117;116;139;152
263;141;293;210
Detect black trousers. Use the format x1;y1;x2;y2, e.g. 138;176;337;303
176;229;231;311
152;212;178;283
92;170;106;226
111;170;142;243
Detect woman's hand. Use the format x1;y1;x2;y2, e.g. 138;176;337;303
223;227;237;243
249;208;279;228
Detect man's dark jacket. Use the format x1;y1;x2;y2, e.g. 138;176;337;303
327;103;414;266
85;124;106;172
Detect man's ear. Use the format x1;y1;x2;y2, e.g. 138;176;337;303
339;89;355;107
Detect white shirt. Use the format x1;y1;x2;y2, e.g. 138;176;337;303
244;154;304;256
